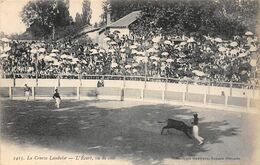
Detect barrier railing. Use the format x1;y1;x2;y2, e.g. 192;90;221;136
1;86;259;111
0;73;259;99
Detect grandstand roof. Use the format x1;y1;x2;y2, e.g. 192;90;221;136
108;11;141;28
99;11;141;33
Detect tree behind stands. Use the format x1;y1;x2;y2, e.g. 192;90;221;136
105;0;258;39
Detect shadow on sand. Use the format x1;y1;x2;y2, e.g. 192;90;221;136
1;100;242;165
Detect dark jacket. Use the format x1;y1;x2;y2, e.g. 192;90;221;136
53;92;61;99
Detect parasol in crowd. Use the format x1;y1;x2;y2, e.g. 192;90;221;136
53;61;61;66
230;42;238;47
180;42;186;46
99;49;106;53
192;70;206;76
67;56;73;59
49;53;56;57
82;60;88;64
44;56;55;61
72;58;79;62
111;63;118;68
241;70;247;75
38;48;46;53
30;49;38;54
238;53;247;58
90;49;96;52
131;50;138;54
250;59;257;66
38;55;45;60
230;49;239;55
132;63;139;67
130;45;137;49
249;46;257;52
152;36;161;43
137;51;145;56
147;48;159;53
110;41;117;45
91;50;99;55
147;48;156;53
108;49;115;53
166;59;174;63
245;31;253;36
133;69;138;73
160;58;167;61
161;52;169;56
164;40;172;45
60;55;67;59
52;49;59;53
187;38;195;43
215;38;222;43
71;61;77;64
206;47;211;51
0;53;8;58
218;47;226;52
150;56;158;60
125;65;131;68
120;48;126;52
104;37;111;41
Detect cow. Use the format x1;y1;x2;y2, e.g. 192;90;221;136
161;119;193;139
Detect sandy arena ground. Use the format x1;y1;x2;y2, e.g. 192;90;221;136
1;99;260;165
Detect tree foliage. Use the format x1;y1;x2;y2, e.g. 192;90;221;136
75;12;83;26
103;0;259;38
81;0;92;26
21;0;72;39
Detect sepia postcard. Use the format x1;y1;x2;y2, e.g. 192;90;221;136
0;0;260;165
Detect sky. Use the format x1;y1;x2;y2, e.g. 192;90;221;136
0;0;104;35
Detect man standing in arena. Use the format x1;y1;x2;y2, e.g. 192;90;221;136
53;88;61;108
192;113;204;145
24;84;31;101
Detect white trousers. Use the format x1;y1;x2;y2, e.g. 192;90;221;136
25;91;30;101
193;125;204;144
55;98;61;108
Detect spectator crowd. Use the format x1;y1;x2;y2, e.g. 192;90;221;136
0;31;259;84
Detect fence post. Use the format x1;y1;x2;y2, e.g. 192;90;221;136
162;90;165;103
208;80;211;95
77;86;80;100
123;76;126;88
204;93;207;105
79;74;82;87
182;92;186;103
253;85;255;98
32;87;35;100
225;95;228;107
13;73;16;87
58;73;61;87
9;87;12;100
163;77;167;103
141;88;144;100
121;76;126;101
230;81;233;96
185;80;189;93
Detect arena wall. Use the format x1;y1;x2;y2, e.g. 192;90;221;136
0;78;259;111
